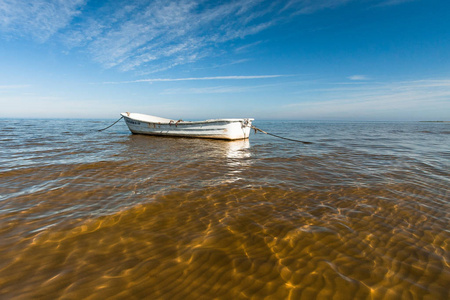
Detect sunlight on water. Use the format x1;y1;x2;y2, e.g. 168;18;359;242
0;119;449;299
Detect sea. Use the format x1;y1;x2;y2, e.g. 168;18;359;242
0;119;449;299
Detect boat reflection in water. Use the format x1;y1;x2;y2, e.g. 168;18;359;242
120;135;253;191
222;139;252;184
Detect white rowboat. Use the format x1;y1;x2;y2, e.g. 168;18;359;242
121;112;254;140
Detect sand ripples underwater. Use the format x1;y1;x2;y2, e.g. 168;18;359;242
0;120;449;299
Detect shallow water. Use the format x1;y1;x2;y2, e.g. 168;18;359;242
0;119;449;299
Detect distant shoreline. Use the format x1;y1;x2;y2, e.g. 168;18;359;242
419;121;450;123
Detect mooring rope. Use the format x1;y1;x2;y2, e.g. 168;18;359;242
251;126;313;144
97;116;123;132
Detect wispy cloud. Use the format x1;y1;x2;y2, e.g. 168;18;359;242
0;84;31;89
103;75;285;84
160;80;293;94
0;0;85;41
0;0;356;72
0;0;419;72
234;41;264;53
373;0;416;7
348;75;370;81
285;0;353;15
161;86;253;95
58;0;274;72
286;0;416;14
285;79;450;120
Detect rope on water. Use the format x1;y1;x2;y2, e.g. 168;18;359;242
97;116;123;132
251;126;313;144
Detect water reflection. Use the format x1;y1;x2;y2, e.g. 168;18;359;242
124;134;251;158
223;139;252;184
224;139;251;159
120;135;254;189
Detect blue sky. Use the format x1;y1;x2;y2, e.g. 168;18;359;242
0;0;449;120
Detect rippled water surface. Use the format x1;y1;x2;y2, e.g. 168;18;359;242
0;119;449;299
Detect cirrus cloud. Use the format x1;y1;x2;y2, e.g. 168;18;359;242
0;0;419;72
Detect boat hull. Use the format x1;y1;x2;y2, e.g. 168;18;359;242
121;113;253;140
